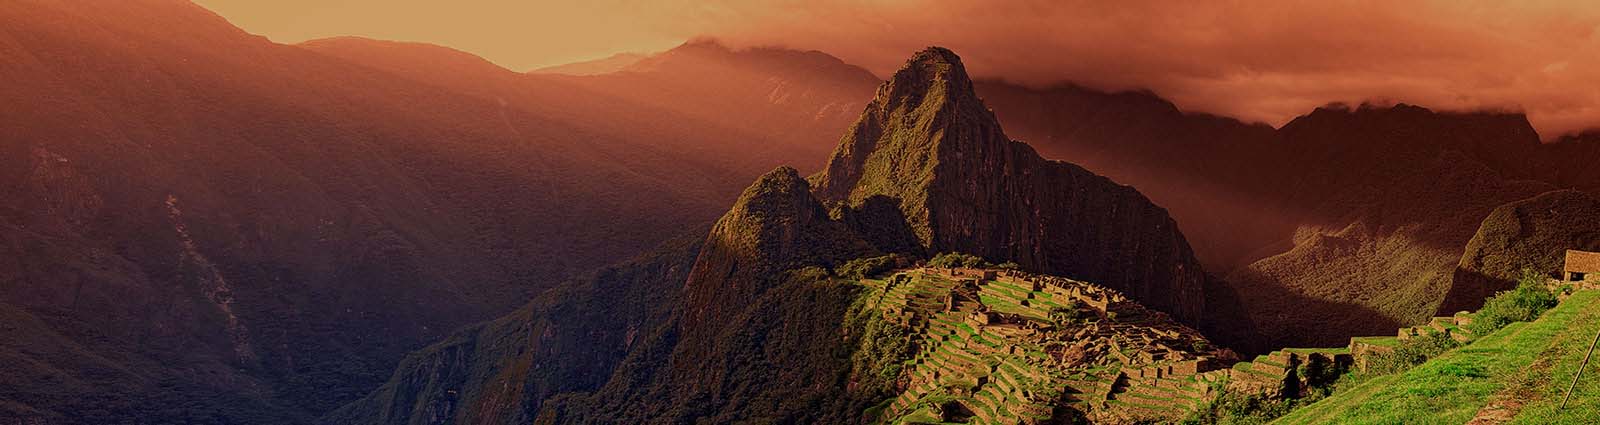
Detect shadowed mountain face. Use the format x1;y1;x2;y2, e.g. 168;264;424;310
0;1;873;423
973;82;1285;272
1441;190;1600;313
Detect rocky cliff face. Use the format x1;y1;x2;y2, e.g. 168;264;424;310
812;47;1211;325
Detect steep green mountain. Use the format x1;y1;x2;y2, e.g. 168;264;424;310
678;167;876;335
336;46;1244;424
811;47;1215;327
534;168;890;424
1441;190;1600;313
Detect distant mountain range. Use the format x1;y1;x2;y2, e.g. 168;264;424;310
4;1;1599;424
529;52;648;76
0;1;868;422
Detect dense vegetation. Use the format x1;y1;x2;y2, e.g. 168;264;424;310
1183;388;1307;425
844;291;919;416
837;253;911;279
1442;189;1600;313
926;252;991;268
1361;333;1461;377
1466;270;1562;336
536;274;893;424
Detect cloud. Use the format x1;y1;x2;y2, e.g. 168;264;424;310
656;0;1600;138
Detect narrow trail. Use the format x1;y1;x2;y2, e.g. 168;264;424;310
1467;295;1598;424
1466;345;1556;424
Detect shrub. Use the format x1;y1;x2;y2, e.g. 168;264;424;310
786;266;833;284
836;254;905;280
1181;387;1301;425
844;295;915;398
1467;268;1558;335
1364;332;1459;376
926;252;989;268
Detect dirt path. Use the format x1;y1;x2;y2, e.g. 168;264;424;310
1467;309;1590;424
1466;355;1550;424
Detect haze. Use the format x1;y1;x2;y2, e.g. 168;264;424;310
195;0;1600;137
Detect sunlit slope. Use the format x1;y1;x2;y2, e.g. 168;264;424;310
1274;289;1600;424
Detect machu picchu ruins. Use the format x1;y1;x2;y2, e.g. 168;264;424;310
859;267;1238;424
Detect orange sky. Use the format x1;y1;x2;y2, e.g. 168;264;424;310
193;0;1600;138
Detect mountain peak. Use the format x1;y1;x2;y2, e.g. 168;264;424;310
813;47;1006;205
809;47;1215;326
903;46;965;72
681;166;872;330
874;46;982;113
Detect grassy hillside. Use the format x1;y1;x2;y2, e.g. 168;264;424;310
1274;289;1600;424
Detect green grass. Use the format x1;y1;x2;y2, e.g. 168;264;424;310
1273;290;1600;424
1350;336;1399;348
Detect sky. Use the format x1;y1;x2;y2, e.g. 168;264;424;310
193;0;1600;138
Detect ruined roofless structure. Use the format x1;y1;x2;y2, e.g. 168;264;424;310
1566;250;1600;282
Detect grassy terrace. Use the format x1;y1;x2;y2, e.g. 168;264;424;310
1230;361;1280;380
1274;290;1600;424
1349;336;1400;348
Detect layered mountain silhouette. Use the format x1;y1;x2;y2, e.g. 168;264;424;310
976;88;1599;348
0;1;869;422
530;52;647;76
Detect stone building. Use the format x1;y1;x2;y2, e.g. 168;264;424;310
1566;250;1600;282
